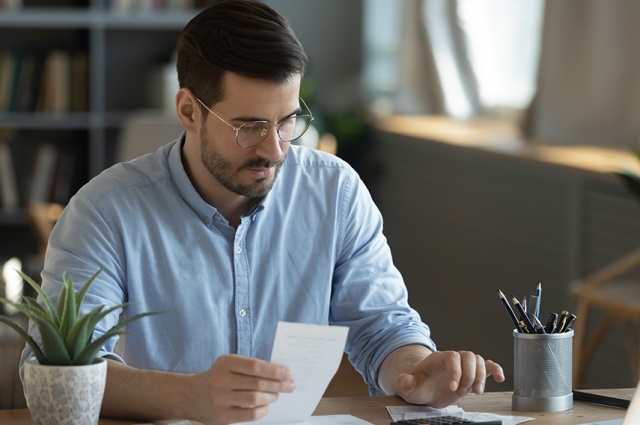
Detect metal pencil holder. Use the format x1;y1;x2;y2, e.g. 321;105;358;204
512;329;573;412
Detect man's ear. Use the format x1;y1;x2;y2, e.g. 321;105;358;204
176;88;200;132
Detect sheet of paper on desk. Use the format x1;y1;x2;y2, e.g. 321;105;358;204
246;322;349;425
297;415;374;424
387;405;464;420
386;406;534;425
137;416;372;425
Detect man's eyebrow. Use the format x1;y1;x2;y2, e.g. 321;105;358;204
230;107;304;123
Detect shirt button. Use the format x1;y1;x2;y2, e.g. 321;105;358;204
203;216;210;224
239;309;246;317
235;246;242;254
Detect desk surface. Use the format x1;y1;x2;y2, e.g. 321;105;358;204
0;389;632;425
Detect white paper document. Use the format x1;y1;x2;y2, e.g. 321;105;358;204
247;322;350;425
387;405;534;425
139;414;371;425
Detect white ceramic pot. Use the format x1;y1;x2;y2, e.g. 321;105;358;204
24;356;107;425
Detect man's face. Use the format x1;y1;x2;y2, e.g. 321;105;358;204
198;73;302;200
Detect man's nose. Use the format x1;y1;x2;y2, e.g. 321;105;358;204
254;126;284;162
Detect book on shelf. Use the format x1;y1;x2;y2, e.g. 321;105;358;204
18;54;45;113
40;50;71;115
105;0;195;12
27;143;59;204
0;0;23;10
0;49;87;114
0;51;15;113
0;138;19;212
21;142;83;206
70;52;88;113
50;146;80;205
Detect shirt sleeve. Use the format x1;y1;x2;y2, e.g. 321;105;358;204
19;192;128;381
329;170;437;395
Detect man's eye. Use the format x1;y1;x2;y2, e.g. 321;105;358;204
241;122;267;133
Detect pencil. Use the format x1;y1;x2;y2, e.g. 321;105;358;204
512;295;536;334
498;289;522;332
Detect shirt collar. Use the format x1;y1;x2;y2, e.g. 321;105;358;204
168;134;218;226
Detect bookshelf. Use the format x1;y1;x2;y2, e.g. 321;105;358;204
0;1;199;260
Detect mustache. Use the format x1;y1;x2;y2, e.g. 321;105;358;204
242;157;284;169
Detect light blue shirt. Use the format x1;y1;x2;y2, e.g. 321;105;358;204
21;136;435;394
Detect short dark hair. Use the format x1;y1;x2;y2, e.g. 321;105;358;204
176;0;308;108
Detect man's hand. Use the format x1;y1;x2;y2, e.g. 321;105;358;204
102;355;295;425
378;346;505;408
189;354;296;424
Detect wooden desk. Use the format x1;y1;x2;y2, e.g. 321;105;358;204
0;389;632;425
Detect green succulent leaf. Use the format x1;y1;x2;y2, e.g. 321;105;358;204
22;297;46;315
0;314;46;364
72;311;160;365
15;269;59;327
0;268;161;366
2;298;58;331
32;312;72;365
64;305;104;359
75;268;104;312
58;276;78;340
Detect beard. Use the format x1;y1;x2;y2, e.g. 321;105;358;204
199;125;286;199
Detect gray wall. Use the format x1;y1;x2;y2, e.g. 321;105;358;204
263;0;364;109
371;128;640;391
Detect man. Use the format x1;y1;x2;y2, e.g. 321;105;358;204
21;1;504;424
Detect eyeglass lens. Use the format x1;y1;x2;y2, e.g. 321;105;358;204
237;116;312;148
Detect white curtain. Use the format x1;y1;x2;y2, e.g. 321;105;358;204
395;0;481;118
394;0;543;120
392;0;640;148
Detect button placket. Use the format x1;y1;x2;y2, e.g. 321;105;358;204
233;219;252;356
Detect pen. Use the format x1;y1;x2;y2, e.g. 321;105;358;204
498;289;522;332
534;283;542;318
560;313;577;333
527;295;539;322
545;312;558;333
557;310;570;333
512;295;536;334
533;315;546;334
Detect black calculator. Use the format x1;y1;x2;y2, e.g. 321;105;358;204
390;415;502;425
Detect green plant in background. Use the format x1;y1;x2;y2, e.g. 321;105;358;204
618;147;640;203
300;76;377;180
0;268;158;366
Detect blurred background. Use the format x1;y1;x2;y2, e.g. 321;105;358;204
2;0;640;408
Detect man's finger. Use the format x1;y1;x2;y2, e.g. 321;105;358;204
223;355;292;381
442;351;462;392
472;354;486;394
486;359;506;382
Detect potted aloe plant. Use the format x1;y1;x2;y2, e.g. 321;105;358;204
0;268;158;425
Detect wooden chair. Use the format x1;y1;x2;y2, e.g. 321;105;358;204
571;247;640;388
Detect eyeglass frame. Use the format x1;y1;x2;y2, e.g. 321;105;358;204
195;96;314;149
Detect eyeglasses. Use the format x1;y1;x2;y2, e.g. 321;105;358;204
195;96;314;149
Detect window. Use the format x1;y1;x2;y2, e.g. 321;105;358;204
363;0;545;120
